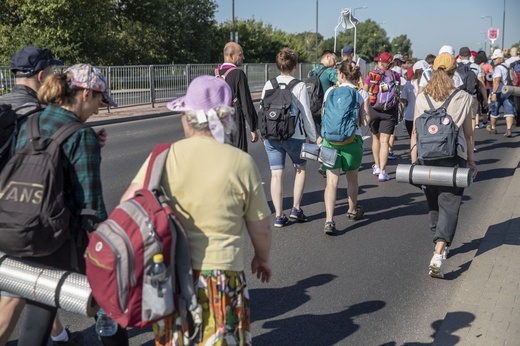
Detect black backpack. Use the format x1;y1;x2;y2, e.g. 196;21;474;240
456;62;478;95
0;113;84;257
305;66;327;115
415;90;460;162
0;103;41;172
259;78;301;141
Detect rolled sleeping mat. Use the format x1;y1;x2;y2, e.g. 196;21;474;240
396;164;473;188
0;252;99;317
501;85;520;96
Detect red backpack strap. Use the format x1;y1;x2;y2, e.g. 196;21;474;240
143;143;172;190
222;67;236;80
214;67;220;77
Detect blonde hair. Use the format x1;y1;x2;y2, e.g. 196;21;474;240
185;106;235;134
38;72;80;106
424;68;455;101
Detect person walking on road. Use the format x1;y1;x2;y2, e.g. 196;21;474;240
321;61;369;235
487;49;515;137
122;75;272;345
311;49;338;137
410;53;477;279
215;42;259;152
260;48;317;228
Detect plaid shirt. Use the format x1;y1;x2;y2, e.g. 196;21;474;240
16;104;107;232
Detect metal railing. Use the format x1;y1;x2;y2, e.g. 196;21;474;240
0;62;375;108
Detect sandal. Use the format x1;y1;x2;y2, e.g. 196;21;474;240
347;205;364;221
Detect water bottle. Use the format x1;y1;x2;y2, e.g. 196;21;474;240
151;253;167;298
95;308;118;337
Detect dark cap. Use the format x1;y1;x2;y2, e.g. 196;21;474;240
459;47;471;57
10;46;63;77
342;45;354;55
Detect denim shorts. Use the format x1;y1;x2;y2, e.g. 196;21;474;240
490;93;515;117
264;138;307;170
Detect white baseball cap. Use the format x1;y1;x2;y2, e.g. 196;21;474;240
438;45;455;56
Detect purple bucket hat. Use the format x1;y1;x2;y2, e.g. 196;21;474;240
167;75;232;112
66;63;117;107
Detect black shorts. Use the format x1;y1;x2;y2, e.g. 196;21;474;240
370;108;398;135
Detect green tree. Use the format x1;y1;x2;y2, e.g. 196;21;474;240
391;35;412;56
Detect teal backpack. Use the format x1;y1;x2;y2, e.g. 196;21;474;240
321;86;359;143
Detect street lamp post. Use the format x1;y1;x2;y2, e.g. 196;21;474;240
480;31;487;53
352;6;368;60
481;15;493;52
316;0;318;62
232;0;236;42
502;0;506;50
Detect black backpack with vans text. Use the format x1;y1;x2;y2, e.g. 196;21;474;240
456;62;478;95
0;113;83;257
259;78;301;141
415;90;460;162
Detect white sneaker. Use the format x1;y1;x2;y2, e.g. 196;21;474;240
429;253;444;278
442;247;449;260
372;164;381;176
378;171;389;182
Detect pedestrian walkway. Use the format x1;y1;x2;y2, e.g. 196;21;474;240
434;162;520;345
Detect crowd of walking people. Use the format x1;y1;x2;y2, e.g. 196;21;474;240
0;40;518;345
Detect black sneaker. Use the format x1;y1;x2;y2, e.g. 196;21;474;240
324;221;337;235
289;208;308;222
52;328;84;345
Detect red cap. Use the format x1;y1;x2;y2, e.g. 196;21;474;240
374;52;393;63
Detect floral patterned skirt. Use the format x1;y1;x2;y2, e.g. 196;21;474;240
153;270;251;346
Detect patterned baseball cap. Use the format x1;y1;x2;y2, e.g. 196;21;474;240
65;63;117;107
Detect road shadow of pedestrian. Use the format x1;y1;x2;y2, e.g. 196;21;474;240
380;311;474;346
254;300;385;345
250;273;337;322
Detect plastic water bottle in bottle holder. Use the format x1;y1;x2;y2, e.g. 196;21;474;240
96;308;118;336
151;253;167;298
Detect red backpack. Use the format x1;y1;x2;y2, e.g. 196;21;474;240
85;143;202;333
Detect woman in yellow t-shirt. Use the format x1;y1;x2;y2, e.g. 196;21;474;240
121;75;272;346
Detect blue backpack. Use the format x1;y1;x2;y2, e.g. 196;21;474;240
321;86;359;143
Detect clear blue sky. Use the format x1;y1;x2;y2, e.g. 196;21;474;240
214;0;520;60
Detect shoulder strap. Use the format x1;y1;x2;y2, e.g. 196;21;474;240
270;78;279;89
27;111;42;143
439;89;460;110
316;66;328;78
424;93;435;111
144;143;172;190
222;68;236;79
51;122;84;145
287;78;301;90
214;68;219;77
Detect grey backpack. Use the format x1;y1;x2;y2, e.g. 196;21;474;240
415;90;460;161
0;113;83;257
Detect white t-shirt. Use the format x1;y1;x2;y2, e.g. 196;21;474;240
492;64;510;91
260;75;317;142
323;82;367;136
505;56;520;67
459;60;483;78
400;80;418;121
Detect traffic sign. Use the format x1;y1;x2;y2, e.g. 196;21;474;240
488;28;499;40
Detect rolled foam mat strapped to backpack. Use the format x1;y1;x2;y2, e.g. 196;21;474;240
0;252;98;317
396;164;473;188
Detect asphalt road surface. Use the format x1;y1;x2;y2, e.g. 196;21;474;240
7;110;520;345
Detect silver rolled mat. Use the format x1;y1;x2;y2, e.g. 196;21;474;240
502;86;520;96
0;252;99;317
396;164;473;188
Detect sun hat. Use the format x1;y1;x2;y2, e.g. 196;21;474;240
374;52;392;63
438;45;455;56
167;75;232;112
490;49;504;60
433;53;456;71
167;75;233;143
10;46;63;77
66;64;117;107
413;60;429;73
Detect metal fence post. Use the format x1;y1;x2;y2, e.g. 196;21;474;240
149;65;156;108
107;66;112;113
244;64;248;78
186;64;191;87
264;64;269;82
298;63;303;80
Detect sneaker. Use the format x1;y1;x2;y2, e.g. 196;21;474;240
347;205;364;221
274;214;288;228
481;121;490;127
442;247;450;260
504;129;512;137
428;253;444;278
388;152;397;160
474;147;477;152
324;221;337;235
372;164;381;176
289;208;308;222
52;328;84;345
378;171;389;182
475;124;480;129
486;125;497;134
